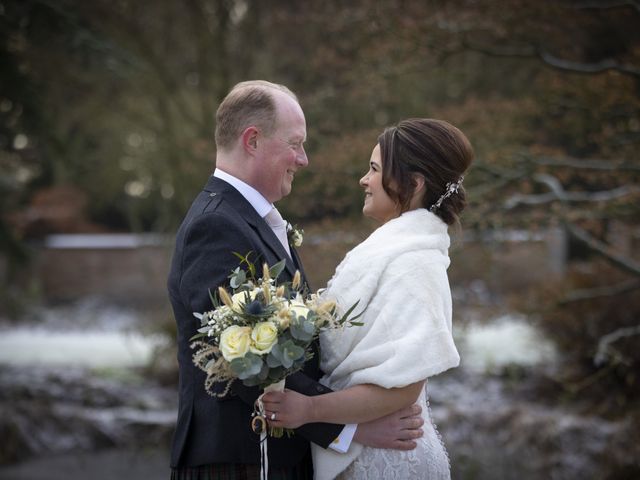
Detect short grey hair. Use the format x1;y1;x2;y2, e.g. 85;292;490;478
214;80;298;150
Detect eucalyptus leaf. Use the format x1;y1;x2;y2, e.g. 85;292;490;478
258;363;270;381
276;341;296;369
229;268;246;289
268;366;285;380
285;344;305;361
230;353;263;380
243;375;263;387
280;355;294;369
269;259;286;280
267;348;283;368
277;330;294;344
290;318;316;341
278;340;305;368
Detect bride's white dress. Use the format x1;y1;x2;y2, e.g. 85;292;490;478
311;210;460;480
336;387;450;480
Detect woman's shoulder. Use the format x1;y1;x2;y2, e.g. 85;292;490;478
384;248;449;280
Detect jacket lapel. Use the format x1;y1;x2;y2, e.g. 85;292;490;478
203;176;298;279
290;246;310;289
252;217;298;278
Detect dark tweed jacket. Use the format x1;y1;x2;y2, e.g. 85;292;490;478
168;176;342;468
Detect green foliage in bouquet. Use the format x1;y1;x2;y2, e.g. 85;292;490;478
190;253;362;397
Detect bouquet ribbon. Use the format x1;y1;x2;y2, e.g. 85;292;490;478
256;379;286;480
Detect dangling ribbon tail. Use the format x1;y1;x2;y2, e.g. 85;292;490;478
256;379;286;480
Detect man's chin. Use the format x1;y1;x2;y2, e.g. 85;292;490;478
281;184;293;198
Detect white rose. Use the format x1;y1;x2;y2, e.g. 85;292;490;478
231;288;260;312
288;300;311;321
219;325;252;361
291;231;303;247
249;321;279;354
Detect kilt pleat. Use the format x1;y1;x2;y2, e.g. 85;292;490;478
170;459;312;480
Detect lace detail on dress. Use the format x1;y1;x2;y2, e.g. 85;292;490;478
426;392;451;473
335;386;451;480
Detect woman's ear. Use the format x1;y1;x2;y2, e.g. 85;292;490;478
412;174;425;194
410;174;426;209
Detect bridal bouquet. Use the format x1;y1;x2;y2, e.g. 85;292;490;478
190;256;361;478
190;255;361;403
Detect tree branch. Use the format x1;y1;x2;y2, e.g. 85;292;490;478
459;37;536;59
558;279;640;304
564;221;640;277
570;0;640;13
528;155;640;172
504;173;639;208
84;3;202;128
459;35;640;79
539;50;640;78
594;324;640;367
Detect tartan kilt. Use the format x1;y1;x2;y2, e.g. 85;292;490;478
170;453;313;480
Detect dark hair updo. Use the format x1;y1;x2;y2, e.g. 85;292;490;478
378;118;474;226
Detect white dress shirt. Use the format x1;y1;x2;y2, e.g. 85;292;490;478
214;168;272;217
212;168;356;452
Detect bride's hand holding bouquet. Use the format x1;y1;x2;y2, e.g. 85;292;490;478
190;255;362;436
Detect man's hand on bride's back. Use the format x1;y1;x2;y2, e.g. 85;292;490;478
353;404;424;450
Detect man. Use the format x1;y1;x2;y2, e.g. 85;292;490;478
168;80;423;479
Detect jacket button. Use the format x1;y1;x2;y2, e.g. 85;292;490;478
209;192;217;197
316;385;325;393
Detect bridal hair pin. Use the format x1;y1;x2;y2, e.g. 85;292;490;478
430;175;464;212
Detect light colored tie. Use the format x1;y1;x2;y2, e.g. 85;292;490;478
264;207;291;257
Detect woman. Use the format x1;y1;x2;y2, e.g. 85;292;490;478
263;118;474;479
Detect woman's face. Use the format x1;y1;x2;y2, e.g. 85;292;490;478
359;144;400;223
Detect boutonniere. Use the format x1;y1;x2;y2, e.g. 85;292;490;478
286;223;304;248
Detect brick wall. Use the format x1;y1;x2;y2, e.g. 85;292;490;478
32;235;174;305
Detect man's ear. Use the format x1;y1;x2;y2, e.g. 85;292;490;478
241;126;259;154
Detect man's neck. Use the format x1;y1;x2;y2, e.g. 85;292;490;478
213;168;273;218
215;155;253;185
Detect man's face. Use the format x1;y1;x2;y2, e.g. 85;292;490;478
255;94;308;203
